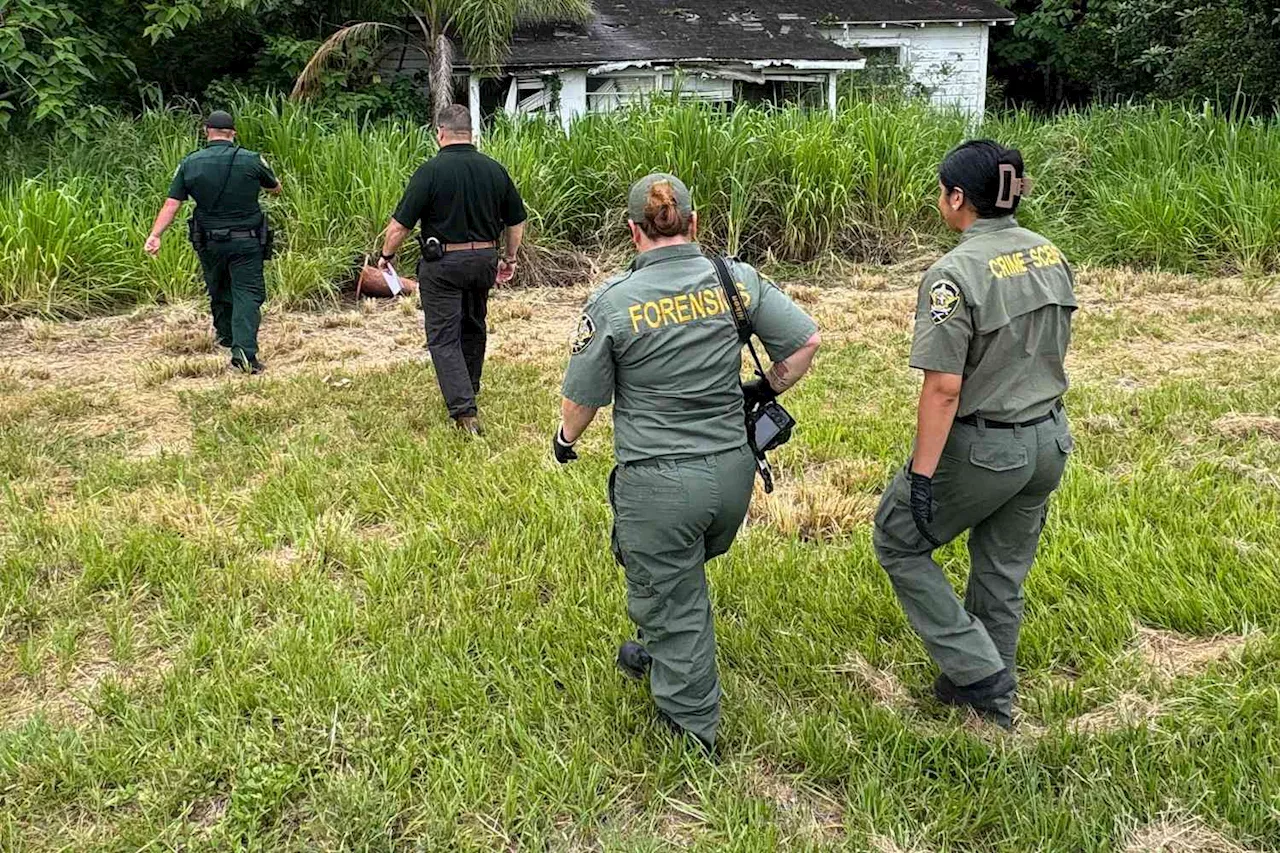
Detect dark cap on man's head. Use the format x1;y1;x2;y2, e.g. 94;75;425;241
205;111;236;130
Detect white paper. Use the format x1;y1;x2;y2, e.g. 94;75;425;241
382;265;403;296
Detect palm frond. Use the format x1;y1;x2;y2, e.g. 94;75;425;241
515;0;594;26
291;22;407;101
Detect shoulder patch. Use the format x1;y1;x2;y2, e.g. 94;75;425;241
570;313;596;355
928;280;962;325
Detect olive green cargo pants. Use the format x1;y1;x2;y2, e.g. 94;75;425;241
198;236;266;358
610;444;756;747
873;411;1073;715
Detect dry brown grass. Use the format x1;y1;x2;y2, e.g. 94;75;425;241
0;266;1274;462
1134;626;1254;679
750;460;881;540
1212;414;1280;442
1069;692;1164;735
0;631;173;728
1123;812;1261;853
747;764;844;843
822;653;911;707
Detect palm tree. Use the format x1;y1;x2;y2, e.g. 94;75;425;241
292;0;594;120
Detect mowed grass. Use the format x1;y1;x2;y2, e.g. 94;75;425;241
0;272;1279;851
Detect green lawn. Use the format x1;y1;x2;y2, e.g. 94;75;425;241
1;272;1277;851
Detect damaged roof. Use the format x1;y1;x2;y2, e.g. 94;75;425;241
476;1;866;70
780;1;1013;25
458;1;1013;70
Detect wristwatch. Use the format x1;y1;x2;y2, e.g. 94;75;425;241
502;256;518;264
380;251;396;262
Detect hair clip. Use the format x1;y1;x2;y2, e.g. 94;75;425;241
996;164;1029;209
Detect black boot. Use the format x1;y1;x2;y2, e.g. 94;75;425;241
230;349;265;375
934;669;1016;730
657;711;715;755
616;641;652;681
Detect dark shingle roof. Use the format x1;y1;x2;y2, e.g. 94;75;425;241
486;1;866;69
455;1;1015;70
788;1;1014;24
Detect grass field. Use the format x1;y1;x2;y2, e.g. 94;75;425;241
1;265;1278;851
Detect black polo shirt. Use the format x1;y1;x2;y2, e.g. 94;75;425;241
392;144;527;244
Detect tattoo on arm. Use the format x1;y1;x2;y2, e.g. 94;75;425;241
766;362;797;392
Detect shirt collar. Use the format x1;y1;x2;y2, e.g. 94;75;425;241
960;215;1019;242
632;242;703;270
207;140;234;148
441;143;477;153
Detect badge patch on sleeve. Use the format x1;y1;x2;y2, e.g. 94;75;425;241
570;313;596;355
928;281;962;325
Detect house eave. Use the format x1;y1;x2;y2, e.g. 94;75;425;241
462;57;867;73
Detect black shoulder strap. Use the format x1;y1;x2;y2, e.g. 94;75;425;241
209;145;242;211
709;254;768;379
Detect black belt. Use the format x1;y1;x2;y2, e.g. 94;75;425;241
957;401;1063;430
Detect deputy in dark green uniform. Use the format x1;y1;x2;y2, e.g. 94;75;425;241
146;110;282;374
554;174;821;750
873;141;1077;728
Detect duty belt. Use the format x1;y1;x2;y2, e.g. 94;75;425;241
445;241;496;252
957;400;1064;430
204;227;262;240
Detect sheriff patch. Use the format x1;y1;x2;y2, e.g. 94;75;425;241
570;313;596;355
928;280;962;325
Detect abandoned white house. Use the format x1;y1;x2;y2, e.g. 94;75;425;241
379;1;1014;132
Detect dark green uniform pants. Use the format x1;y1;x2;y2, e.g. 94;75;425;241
874;411;1073;715
610;444;756;747
198;236;266;358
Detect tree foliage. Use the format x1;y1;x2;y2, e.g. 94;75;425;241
292;0;593;119
993;0;1280;111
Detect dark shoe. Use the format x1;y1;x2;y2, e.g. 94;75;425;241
616;641;652;681
454;415;484;437
229;351;265;375
934;669;1016;730
216;337;232;349
657;711;715;755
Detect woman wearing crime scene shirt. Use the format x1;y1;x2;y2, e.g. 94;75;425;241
552;173;821;752
873;141;1078;729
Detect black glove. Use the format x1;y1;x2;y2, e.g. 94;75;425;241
553;427;579;464
909;470;944;548
741;377;778;410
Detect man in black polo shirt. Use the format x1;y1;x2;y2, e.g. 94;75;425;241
378;104;528;436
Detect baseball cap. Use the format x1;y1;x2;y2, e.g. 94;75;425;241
205;110;236;130
628;173;693;223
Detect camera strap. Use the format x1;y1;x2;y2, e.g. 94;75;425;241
709;255;768;381
710;254;778;492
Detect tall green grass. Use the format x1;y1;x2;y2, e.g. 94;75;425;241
3;97;1279;317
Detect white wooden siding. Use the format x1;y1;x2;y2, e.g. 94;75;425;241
821;23;990;115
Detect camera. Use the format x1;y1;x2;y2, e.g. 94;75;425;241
747;400;795;454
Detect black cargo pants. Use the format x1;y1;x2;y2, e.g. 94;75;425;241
418;249;498;419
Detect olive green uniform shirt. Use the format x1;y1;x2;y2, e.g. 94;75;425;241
168;140;279;231
563;243;817;464
910;216;1077;423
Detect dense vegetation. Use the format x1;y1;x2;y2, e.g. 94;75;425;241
6;0;1280;138
993;0;1280;111
2;97;1279;318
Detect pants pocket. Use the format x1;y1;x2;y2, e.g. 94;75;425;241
969;441;1030;472
1056;433;1076;455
